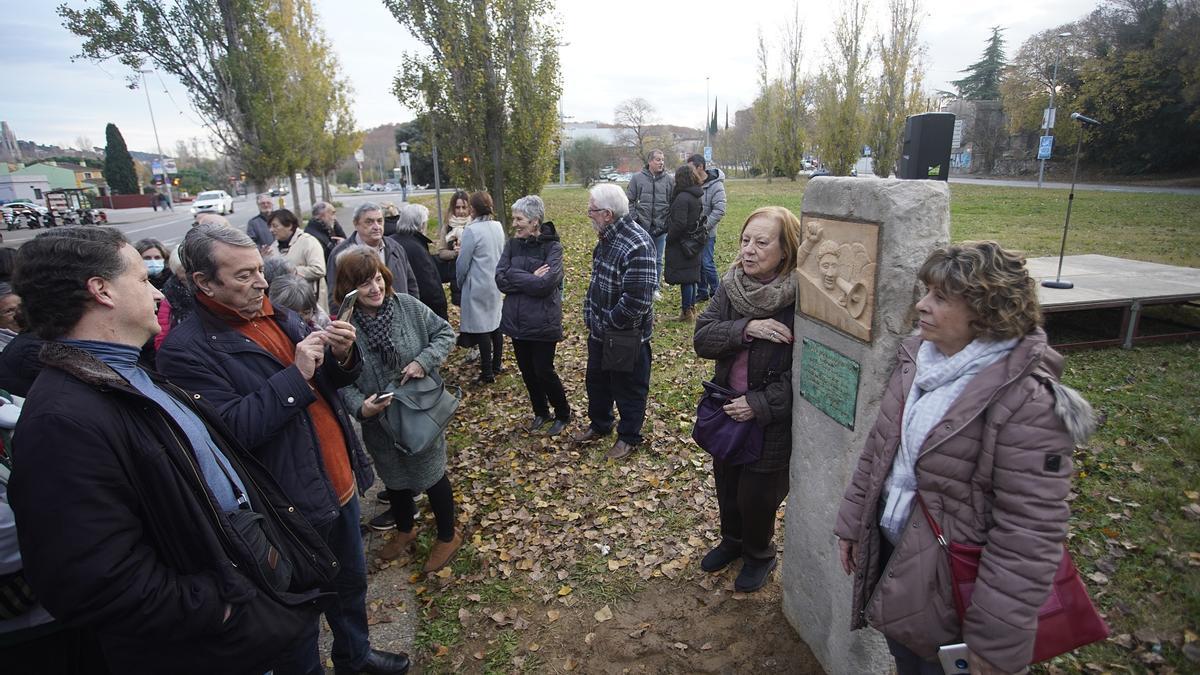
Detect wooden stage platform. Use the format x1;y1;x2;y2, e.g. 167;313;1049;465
1027;254;1200;349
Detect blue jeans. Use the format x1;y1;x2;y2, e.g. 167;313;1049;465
585;338;651;445
276;496;371;675
700;235;719;299
681;283;696;312
653;233;666;285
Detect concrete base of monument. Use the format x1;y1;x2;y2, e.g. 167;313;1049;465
780;176;951;675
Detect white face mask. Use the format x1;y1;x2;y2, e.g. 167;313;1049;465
145;259;166;276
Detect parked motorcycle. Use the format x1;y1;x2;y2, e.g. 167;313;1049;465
3;205;43;230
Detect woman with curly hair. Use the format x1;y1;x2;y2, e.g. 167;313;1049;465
835;241;1096;675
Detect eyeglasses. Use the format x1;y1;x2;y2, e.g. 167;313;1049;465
587;207;607;214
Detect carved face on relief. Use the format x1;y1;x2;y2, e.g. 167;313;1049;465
819;253;839;290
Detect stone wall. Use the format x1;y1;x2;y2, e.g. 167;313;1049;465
782;176;951;674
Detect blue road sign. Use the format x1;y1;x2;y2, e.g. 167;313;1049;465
1038;135;1054;160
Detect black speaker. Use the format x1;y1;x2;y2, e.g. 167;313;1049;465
898;112;955;181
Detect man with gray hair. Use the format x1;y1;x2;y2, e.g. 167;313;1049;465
247;194;274;250
625;149;674;300
390;202;448;320
326;202;419;308
306;201;347;260
158;223;411;675
574;183;657;460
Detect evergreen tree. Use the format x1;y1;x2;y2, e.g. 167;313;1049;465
709;98;718;137
951;27;1006;99
103;123;139;194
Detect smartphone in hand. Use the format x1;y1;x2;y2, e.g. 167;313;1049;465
373;392;394;402
937;643;970;674
338;289;359;322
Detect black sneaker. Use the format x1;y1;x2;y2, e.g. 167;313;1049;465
368;510;396;531
376;490;391;506
734;556;777;593
700;543;742;573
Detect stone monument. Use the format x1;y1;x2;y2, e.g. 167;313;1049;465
782;176;951;674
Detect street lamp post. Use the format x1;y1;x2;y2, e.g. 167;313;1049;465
705;76;711;152
559;98;566;186
137;69;172;204
1038;33;1073;188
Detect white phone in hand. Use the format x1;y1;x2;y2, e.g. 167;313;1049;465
938;643;970;674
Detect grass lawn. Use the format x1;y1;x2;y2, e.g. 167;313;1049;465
404;178;1199;673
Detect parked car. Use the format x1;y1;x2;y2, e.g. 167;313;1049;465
269;185;290;196
189;190;235;215
1;200;49;217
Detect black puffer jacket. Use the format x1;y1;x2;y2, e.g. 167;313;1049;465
664;186;703;285
495;222;564;342
391;230;449;320
10;343;338;674
693;285;794;472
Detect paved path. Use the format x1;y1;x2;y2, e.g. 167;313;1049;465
947;175;1200;195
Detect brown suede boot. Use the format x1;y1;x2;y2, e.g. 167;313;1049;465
377;529;417;562
423;531;464;573
677;307;696;322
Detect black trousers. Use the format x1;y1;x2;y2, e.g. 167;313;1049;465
585;338;651;445
465;329;504;378
387;474;456;542
712;459;789;560
511;338;570;421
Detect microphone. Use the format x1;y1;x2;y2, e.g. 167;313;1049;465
1070;112;1101;126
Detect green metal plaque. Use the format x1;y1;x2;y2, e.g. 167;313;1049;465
799;338;860;429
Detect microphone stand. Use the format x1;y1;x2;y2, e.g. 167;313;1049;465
1042;120;1087;290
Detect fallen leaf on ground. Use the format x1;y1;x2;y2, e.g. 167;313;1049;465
594;605;614;622
546;609;561;622
1088;571;1110;585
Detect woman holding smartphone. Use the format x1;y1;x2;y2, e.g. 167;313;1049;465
334;246;463;572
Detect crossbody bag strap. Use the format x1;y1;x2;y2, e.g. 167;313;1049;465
915;493;948;548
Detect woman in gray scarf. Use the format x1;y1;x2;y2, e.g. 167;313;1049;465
693;206;802;593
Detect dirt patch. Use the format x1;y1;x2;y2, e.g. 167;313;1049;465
438;565;824;674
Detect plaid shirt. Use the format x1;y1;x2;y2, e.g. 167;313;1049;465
584;214;657;342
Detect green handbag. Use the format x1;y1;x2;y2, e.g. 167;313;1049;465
384;373;461;455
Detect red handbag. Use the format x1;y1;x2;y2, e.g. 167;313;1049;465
916;494;1110;663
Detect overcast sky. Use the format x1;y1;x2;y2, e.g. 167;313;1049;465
2;0;1098;156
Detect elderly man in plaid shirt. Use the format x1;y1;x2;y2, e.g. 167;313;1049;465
572;184;658;460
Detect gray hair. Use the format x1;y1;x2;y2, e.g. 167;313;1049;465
647;149;664;163
268;274;317;315
263;254;296;286
396;203;429;234
511;195;545;225
589;184;629;219
312;201;332;218
0;282;14;299
194;212;232;228
256;193;273;204
179;222;257;290
353;201;382;224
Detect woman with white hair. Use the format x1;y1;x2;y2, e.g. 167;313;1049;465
390;203;449;320
495;195;570;435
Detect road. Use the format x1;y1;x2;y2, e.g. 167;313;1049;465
1;188;428;250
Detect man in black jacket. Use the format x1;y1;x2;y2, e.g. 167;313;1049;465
306;201;348;260
8;227;338;674
157;223;410;675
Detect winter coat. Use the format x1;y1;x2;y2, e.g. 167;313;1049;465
664;186;704;285
833;329;1092;673
692;284;794;472
699;168;727;238
157;302;374;528
305;217;347;260
626;167;675;237
247;213;272;248
270;229;328;312
0;331;43;396
456;217;505;334
584;214;657;343
339;293;456;491
326;232;419;308
495;222;564;342
390;230;449;320
10;343;338;674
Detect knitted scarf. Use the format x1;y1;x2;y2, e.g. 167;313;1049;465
355;295;401;368
722;265;797;318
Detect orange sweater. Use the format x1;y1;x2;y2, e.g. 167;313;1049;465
196;294;355;505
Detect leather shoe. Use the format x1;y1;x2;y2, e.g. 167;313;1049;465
423;531;464;573
700;542;742;572
605;439;635;460
377;529;417;562
546;418;569;436
334;648;411;675
734;556;777;593
572;427;610;444
527;415;552;432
